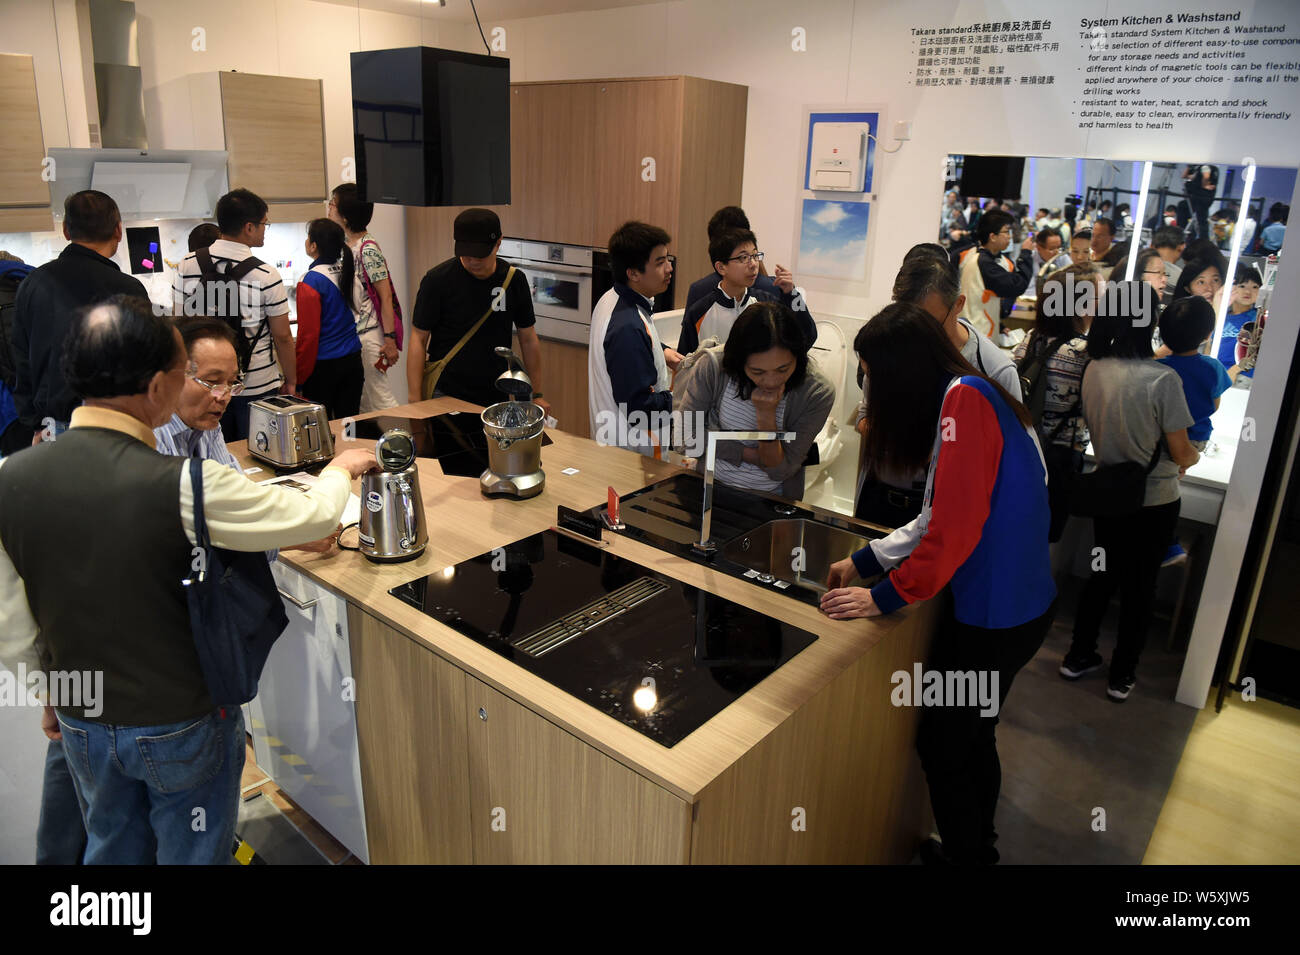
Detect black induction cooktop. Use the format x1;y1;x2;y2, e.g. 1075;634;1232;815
353;412;552;478
388;530;818;747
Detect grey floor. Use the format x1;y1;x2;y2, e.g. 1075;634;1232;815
1;575;1197;865
993;585;1197;865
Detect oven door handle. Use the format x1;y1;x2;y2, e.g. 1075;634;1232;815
519;262;593;278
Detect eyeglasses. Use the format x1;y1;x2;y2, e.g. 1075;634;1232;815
256;220;270;228
651;254;677;267
727;251;765;265
187;367;245;398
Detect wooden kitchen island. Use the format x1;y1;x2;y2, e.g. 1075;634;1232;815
244;398;941;864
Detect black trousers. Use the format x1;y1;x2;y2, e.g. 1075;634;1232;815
916;600;1057;864
1187;191;1214;240
301;352;364;422
855;478;925;530
1044;444;1083;543
1070;499;1180;680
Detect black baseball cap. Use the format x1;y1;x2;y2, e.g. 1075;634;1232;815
454;208;502;258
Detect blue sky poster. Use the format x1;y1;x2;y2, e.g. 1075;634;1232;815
798;199;870;281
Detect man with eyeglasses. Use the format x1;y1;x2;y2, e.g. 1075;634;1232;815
173;188;293;442
155;317;341;553
958;209;1034;342
679;229;816;355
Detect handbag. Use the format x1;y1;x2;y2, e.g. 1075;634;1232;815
356;237;405;351
1068;437;1164;518
422;266;516;399
183;457;289;705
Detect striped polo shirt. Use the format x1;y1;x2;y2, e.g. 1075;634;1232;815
173;238;290;396
713;377;788;493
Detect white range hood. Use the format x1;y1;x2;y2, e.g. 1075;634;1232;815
46;147;229;222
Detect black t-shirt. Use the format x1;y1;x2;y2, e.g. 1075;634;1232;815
411;257;536;407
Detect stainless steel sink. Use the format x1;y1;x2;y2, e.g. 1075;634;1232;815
722;519;876;596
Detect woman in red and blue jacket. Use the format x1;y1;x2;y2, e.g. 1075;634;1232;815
295;219;363;420
823;301;1056;865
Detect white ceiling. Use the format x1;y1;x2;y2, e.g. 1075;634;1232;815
311;0;661;23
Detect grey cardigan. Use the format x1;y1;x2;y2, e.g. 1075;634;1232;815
676;346;836;500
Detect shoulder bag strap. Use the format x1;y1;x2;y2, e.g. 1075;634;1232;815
186;457;211;584
1145;434;1167;474
422;266;517;398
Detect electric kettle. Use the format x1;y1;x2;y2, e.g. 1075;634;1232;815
358;429;428;562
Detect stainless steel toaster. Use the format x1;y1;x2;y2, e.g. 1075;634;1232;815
247;395;335;468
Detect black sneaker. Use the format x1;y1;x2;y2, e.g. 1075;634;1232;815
1107;673;1136;702
1060;651;1104;680
917;837;953;866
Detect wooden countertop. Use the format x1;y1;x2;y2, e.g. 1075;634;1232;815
233;398;922;801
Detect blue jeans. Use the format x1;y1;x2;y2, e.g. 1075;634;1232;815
35;738;88;865
56;707;245;865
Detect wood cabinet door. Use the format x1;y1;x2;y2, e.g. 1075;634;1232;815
348;608;473;863
521;336;590;439
592;79;683;249
465;679;690;863
220;72;326;202
0;54;49;211
509;83;598;246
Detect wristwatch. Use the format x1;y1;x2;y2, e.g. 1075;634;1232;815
382;331;396;339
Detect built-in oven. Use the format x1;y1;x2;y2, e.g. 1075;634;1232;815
499;239;593;344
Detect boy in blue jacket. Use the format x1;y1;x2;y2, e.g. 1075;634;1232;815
1157;295;1232;565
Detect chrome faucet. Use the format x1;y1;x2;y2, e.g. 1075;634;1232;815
692;430;796;555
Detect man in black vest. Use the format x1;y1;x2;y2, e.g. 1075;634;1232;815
9;190;147;443
0;296;376;864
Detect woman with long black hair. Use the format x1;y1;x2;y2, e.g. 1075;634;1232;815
1012;261;1100;544
823;302;1056;865
295;218;363;419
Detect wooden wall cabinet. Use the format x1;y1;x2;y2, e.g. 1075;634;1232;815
219;71;327;224
509;83;597;246
0;53;53;233
406;74;748;290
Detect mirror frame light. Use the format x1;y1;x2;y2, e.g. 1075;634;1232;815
1215;157;1257;352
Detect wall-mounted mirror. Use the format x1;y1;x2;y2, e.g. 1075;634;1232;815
933;151;1295;676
